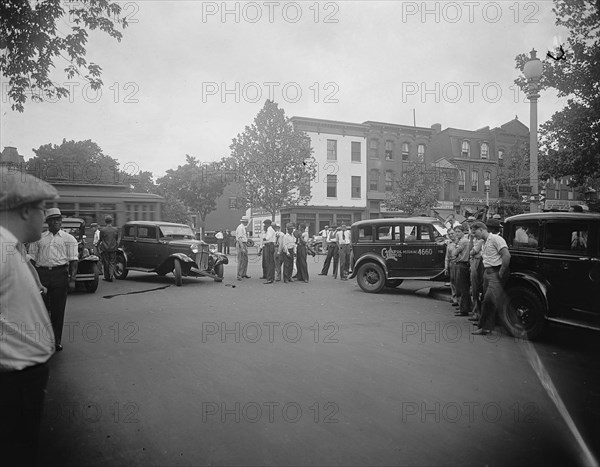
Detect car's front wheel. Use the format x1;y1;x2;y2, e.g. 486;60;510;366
173;259;183;286
115;255;128;279
214;263;224;282
84;263;100;292
356;262;386;293
500;285;546;340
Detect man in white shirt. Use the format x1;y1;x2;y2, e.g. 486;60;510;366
0;168;58;465
282;223;297;283
274;224;284;281
215;229;224;253
29;208;79;350
262;219;276;284
235;216;250;280
336;225;352;280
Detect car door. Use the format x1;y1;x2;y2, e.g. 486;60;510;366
135;225;159;268
540;219;599;319
373;224;404;278
397;223;444;278
121;224;137;266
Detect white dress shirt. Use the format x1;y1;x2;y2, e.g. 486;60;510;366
29;229;78;267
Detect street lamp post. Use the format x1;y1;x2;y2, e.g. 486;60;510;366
523;49;543;213
484;178;491;208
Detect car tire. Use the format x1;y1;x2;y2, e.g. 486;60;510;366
501;285;546;340
173;259;183;286
84;263;100;293
115;255;128;279
385;279;404;288
356;262;386;293
214;263;224;282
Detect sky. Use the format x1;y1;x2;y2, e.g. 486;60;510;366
1;0;569;180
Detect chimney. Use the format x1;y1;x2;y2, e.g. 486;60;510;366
431;123;442;133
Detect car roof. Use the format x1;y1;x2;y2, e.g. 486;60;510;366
61;217;85;224
352;217;443;228
124;221;192;228
505;212;600;222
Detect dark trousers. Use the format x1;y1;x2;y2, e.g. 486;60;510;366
338;244;350;279
37;267;69;345
0;362;50;467
264;243;275;282
101;250;117;280
237;242;248;279
283;250;294;282
321;243;339;275
275;252;283;281
470;257;483;316
455;262;472;315
217;239;223;253
479;267;506;331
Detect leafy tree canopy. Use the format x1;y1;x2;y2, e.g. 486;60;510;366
156;155;226;227
0;0;128;111
27;138;127;185
384;164;439;216
229;100;317;220
498;140;531;200
514;0;600;188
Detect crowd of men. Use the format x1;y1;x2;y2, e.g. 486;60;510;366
234;217;354;283
443;213;511;336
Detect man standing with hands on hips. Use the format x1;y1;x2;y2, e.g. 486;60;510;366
29;207;78;351
0;168;59;465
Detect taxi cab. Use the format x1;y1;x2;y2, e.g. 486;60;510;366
349;217;447;293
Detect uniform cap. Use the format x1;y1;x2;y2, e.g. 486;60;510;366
240;216;249;222
0;167;58;211
45;207;63;220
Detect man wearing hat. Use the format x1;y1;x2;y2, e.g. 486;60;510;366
0;168;59;464
99;215;120;281
261;219;276;284
90;222;103;274
336;224;351;280
29;207;79;351
235;216;251;280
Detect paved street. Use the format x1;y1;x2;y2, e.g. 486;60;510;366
38;254;600;466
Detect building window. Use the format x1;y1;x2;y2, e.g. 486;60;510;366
369;139;379;159
327;139;337;161
498;149;504;160
385;171;394;191
484;171;491;183
327;174;337;197
461;140;470;157
369;200;380;211
458;170;466;191
351;176;361;198
417;144;425;162
481;142;489;159
471;170;479;192
369;169;379;191
351;141;361;162
385;140;394;160
228;197;238;209
401;142;410;161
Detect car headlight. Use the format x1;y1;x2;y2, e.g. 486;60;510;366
191;244;200;254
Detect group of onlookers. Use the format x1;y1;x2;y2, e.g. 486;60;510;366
215;228;232;254
443;213;511;336
318;224;351;280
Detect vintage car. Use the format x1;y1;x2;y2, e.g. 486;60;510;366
40;218;100;293
115;221;228;286
349;217;448;293
500;212;600;339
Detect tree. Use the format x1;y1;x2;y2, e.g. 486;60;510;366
384;164;439;216
498;140;531;200
229;100;317;220
161;193;191;224
0;0;128;112
27;139;125;184
514;0;600;189
156;155;226;229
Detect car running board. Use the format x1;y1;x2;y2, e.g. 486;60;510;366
545;317;600;332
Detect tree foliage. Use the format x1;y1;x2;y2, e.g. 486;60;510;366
27;139;126;184
514;0;600;188
229;100;317;220
384;164;439;216
156;155;226;227
0;0;128;111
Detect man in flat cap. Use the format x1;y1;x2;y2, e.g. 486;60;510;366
99;215;120;281
0;168;58;465
29;207;78;351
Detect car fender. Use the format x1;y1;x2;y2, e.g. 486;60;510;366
116;248;128;264
349;253;388;279
212;252;229;266
506;271;550;317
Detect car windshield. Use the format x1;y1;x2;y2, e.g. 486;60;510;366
159;225;195;239
61;224;82;239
